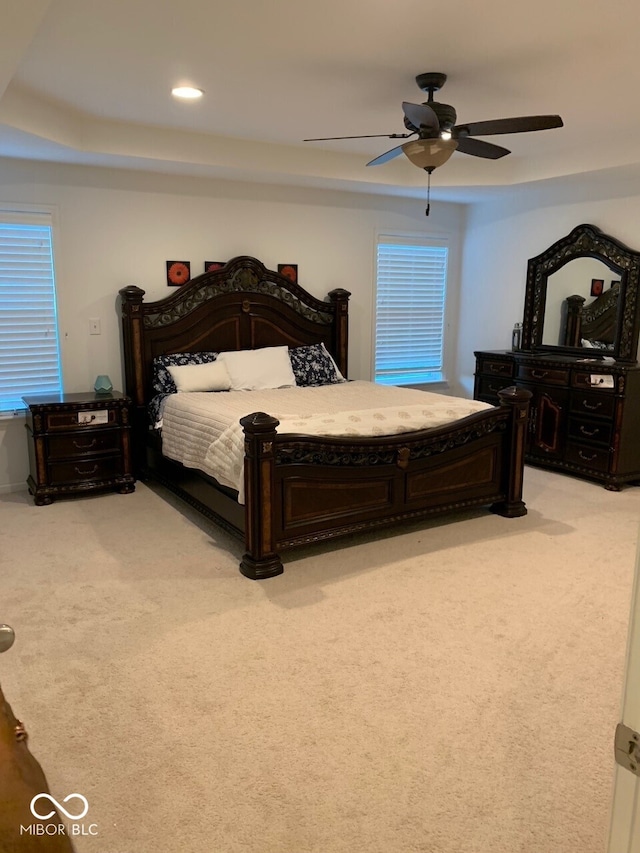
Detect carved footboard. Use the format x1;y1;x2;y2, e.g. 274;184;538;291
240;387;530;579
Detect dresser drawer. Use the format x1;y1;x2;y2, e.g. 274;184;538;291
477;358;514;379
567;417;612;447
565;442;611;473
47;455;123;486
569;390;616;418
516;364;570;385
573;371;618;391
47;429;121;460
475;376;513;404
45;408;119;431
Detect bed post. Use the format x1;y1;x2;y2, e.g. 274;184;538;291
239;412;284;580
328;288;351;378
119;285;148;476
491;386;532;518
564;294;585;347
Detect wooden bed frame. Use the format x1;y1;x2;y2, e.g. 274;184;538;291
119;255;531;579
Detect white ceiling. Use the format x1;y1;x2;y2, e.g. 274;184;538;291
3;0;640;202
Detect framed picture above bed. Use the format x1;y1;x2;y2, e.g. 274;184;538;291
166;260;190;287
277;263;298;283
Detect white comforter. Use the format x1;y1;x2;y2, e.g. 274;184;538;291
160;381;493;503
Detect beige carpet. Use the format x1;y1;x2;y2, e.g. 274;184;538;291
1;466;638;853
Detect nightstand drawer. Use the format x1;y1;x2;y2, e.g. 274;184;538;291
47;429;122;460
47;455;123;486
45;409;119;430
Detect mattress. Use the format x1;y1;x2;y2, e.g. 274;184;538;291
159;380;494;503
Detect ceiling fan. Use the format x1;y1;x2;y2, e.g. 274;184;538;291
304;72;563;172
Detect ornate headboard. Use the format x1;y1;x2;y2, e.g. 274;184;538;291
119;255;350;440
563;281;619;348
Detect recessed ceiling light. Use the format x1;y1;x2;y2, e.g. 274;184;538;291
171;86;204;100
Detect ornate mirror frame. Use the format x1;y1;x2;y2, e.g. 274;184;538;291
521;223;640;363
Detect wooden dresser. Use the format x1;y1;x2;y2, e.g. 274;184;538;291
23;391;135;505
474;350;640;489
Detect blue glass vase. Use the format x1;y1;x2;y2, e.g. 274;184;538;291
94;374;113;394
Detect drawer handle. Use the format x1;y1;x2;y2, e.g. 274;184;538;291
579;425;600;437
493;364;510;374
582;399;602;411
74;464;98;476
578;450;598;462
530;370;548;379
73;438;98;450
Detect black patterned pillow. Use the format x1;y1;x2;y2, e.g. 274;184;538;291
148;393;167;429
289;343;345;387
151;352;219;395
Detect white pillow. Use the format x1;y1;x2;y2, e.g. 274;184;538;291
320;342;345;381
218;346;297;391
167;361;231;392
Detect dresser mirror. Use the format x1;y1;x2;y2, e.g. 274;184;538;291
521;223;640;363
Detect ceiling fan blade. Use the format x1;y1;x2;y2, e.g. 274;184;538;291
366;144;406;167
455;136;511;159
454;115;563;137
304;132;414;141
402;102;439;134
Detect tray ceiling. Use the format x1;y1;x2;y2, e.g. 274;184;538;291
3;0;640;202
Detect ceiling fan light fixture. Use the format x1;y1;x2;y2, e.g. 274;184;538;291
440;129;452;140
171;86;204;100
402;138;458;169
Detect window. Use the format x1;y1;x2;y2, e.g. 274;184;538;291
0;212;62;413
374;236;448;386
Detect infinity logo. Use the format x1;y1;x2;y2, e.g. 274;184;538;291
30;793;89;821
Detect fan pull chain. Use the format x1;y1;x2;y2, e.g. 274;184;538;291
425;166;434;216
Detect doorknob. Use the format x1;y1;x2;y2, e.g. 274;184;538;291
0;624;15;653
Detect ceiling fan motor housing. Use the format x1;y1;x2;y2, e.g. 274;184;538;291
404;101;457;134
429;102;457;131
411;73;457;133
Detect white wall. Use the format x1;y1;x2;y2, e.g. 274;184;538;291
0;158;465;492
457;172;640;396
6;158;640;494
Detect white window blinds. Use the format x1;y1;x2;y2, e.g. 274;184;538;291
374;238;448;386
0;214;62;413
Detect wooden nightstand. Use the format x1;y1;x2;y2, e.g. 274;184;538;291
22;391;135;505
